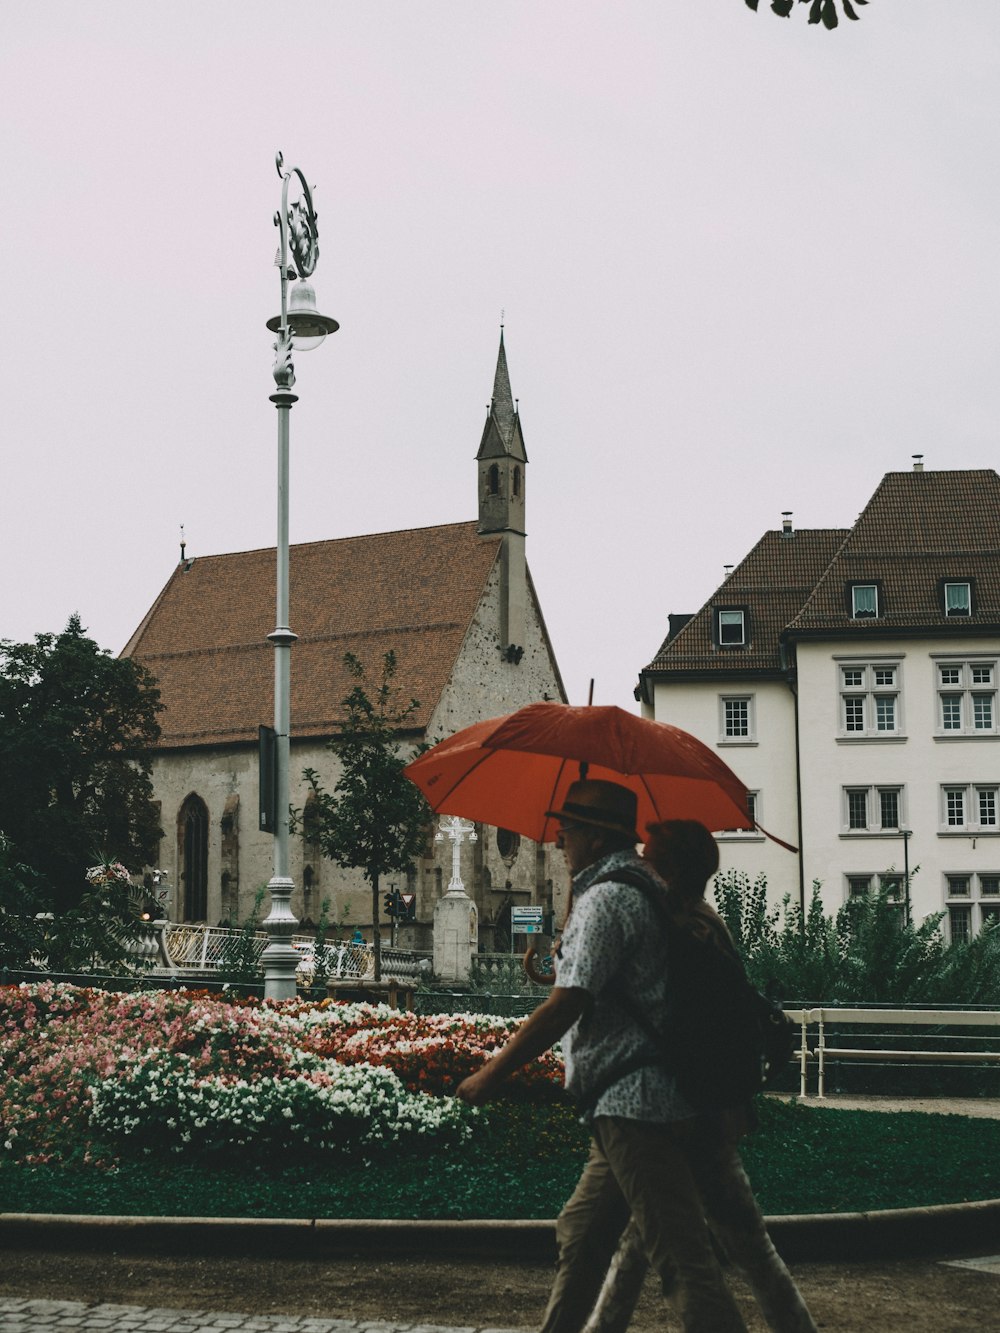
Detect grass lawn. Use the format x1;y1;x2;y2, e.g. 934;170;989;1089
2;1097;998;1220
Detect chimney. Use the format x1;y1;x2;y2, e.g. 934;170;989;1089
912;454;924;472
723;564;733;579
781;511;794;538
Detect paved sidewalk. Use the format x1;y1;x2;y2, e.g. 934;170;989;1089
0;1301;514;1333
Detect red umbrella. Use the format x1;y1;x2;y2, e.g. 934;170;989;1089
404;701;786;845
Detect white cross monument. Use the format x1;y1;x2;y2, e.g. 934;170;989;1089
432;815;479;982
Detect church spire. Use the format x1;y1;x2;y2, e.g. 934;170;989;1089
476;325;528;661
491;328;516;448
477;327;527;534
476;328;527;468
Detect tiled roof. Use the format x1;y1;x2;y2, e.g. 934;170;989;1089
788;469;1000;633
644;529;849;676
123;523;503;749
643;469;1000;684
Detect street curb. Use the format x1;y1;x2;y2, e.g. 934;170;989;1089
3;1199;1000;1263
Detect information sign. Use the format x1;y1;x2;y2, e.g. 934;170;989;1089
511;906;544;935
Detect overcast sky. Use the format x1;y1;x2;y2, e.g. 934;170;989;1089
3;2;998;712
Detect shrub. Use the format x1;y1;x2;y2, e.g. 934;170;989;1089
712;871;1000;1005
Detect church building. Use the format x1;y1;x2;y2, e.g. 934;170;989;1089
123;334;568;949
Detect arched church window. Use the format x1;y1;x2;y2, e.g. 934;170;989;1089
512;466;521;497
488;464;500;495
178;793;209;922
496;828;521;865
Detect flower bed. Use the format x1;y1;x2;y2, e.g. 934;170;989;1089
0;983;564;1166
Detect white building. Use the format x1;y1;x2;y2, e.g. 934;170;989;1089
639;464;1000;941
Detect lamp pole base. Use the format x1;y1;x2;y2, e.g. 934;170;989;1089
262;874;300;1000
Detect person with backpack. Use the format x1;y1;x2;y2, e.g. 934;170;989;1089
592;819;816;1333
456;778;749;1333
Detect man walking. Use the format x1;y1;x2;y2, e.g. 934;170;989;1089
456;779;747;1333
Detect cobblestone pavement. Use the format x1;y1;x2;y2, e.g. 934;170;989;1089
0;1302;519;1333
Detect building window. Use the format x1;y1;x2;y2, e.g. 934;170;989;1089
843;785;903;833
949;905;972;944
487;464;500;495
719;694;754;742
512;466;521;497
851;584;879;618
847;789;868;829
496;828;521;865
879;874;904;903
718;790;760;837
879;788;900;828
716;609;747;647
838;660;901;738
845;873;904;915
178;793;209;923
935;658;997;736
944;581;972;616
945;873;1000;937
940;784;999;832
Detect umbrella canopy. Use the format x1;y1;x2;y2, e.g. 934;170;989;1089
404;702;761;844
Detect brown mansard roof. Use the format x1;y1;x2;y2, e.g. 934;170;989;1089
123;522;503;750
644;529;849;676
644;468;1000;679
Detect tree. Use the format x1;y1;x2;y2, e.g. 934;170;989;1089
0;616;163;912
745;0;869;30
298;652;431;982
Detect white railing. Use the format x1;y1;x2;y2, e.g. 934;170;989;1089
157;922;430;984
788;1007;1000;1098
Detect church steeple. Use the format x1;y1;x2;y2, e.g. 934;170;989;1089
477;328;527;537
490;329;516;448
477;328;528;662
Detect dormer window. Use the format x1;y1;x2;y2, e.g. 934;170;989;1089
716;609;746;647
944;581;972;616
851;584;879;619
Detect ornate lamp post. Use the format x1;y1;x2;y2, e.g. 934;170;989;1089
435;816;478;894
260;152;338;1000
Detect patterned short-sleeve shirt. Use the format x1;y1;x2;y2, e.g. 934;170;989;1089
556;849;695;1124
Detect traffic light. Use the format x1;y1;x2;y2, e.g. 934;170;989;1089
383;892;398;917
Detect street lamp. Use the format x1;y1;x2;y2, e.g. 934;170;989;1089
260;151;338;1001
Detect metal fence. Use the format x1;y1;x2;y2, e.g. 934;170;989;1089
789;1005;1000;1097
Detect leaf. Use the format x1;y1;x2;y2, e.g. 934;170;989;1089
770;0;795;15
842;0;860;15
745;0;760;9
808;0;822;23
822;0;839;27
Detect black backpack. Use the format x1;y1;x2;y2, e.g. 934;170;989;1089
581;868;797;1114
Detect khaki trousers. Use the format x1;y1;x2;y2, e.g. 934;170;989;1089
540;1116;747;1333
